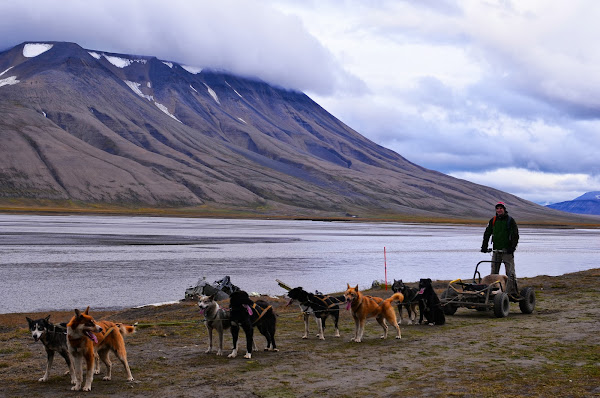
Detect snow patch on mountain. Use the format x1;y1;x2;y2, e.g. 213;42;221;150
162;62;173;68
1;67;14;77
226;81;243;98
0;76;19;87
23;43;53;58
105;55;147;68
124;80;153;101
182;65;202;74
154;102;181;123
204;83;220;105
88;52;101;60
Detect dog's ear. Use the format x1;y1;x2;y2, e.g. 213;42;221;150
84;306;90;315
354;284;359;291
209;294;215;301
346;283;350;289
44;315;51;322
26;317;32;325
74;308;81;317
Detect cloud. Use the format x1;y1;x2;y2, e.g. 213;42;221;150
450;168;600;205
460;0;600;118
0;0;365;95
297;0;600;204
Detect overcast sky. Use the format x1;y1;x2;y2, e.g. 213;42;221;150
1;0;599;204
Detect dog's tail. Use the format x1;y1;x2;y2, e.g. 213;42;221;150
385;292;405;304
116;322;137;335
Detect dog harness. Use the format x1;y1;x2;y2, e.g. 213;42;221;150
251;303;272;325
46;323;67;335
309;295;341;310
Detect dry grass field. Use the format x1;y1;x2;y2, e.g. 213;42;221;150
1;269;599;397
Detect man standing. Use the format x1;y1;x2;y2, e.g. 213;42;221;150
481;202;520;298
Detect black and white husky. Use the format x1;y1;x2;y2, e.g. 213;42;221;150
26;316;77;384
286;286;345;340
197;294;233;356
227;290;277;359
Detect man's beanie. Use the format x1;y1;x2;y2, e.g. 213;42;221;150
495;201;506;210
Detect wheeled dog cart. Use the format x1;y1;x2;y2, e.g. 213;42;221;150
440;256;536;318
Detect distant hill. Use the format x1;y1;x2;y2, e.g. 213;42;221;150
546;192;600;215
0;41;596;223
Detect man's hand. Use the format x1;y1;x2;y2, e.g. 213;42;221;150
481;246;488;253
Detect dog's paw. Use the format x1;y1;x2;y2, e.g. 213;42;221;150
71;385;81;391
244;353;252;359
205;348;212;354
272;348;279;352
127;376;134;381
227;349;237;358
83;386;92;391
103;376;111;381
395;335;402;339
302;334;308;339
216;350;223;356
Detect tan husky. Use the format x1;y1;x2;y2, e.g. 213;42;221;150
344;284;404;342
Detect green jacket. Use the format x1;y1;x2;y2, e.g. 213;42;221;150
482;213;519;252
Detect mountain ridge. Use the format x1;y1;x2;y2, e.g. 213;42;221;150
546;191;600;216
1;41;597;223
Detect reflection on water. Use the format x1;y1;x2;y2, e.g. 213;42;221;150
0;214;598;313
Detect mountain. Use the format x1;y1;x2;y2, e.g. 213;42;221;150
0;41;595;223
546;192;600;215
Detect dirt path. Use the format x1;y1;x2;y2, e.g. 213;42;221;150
1;269;599;397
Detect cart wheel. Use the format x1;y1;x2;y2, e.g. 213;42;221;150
493;292;510;318
440;290;458;315
519;287;536;314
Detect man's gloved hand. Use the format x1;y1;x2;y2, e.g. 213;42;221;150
481;246;488;253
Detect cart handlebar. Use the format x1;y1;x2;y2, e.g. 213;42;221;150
474;249;505;282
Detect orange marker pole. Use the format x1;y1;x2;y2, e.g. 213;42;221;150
384;247;388;290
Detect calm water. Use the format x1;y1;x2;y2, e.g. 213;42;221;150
0;214;598;314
